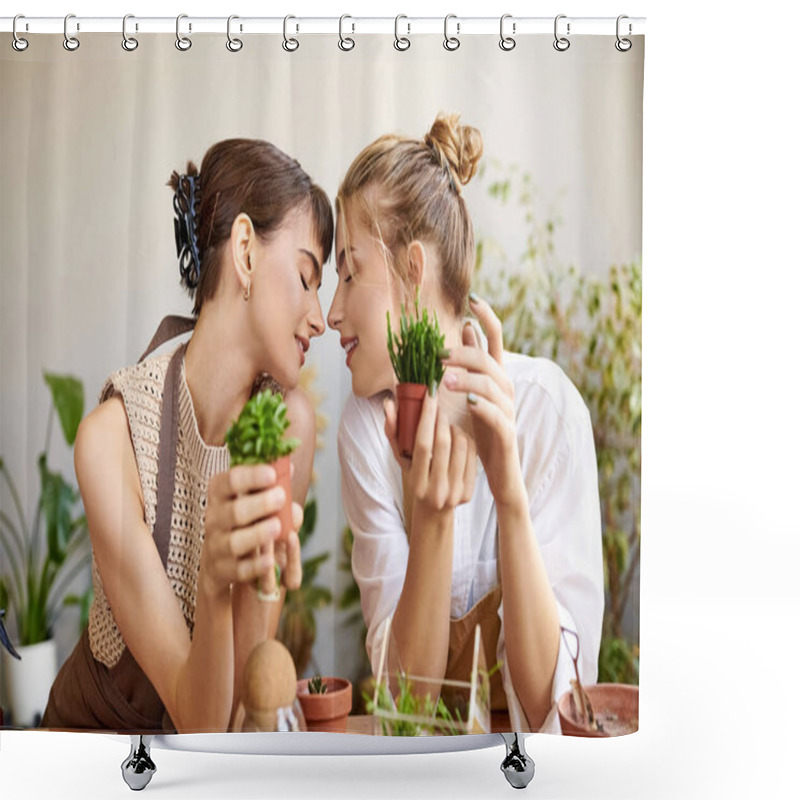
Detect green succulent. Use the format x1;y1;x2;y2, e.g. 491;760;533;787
225;390;300;466
386;290;446;392
308;675;328;695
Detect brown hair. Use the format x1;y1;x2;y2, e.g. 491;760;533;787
168;138;333;315
336;113;483;318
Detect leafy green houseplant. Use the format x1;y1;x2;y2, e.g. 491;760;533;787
225;389;299;598
0;373;90;649
386;291;447;457
474;162;641;685
1;373;91;726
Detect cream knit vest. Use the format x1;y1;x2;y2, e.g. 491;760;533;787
87;346;230;668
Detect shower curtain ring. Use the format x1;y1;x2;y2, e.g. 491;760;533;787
499;14;516;51
227;15;243;52
175;14;192;51
63;14;80;51
122;15;139;51
339;15;355;51
12;15;29;52
283;15;299;52
394;15;410;51
553;14;570;52
615;15;632;52
443;14;460;51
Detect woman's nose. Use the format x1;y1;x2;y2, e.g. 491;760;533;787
309;295;325;338
327;287;342;330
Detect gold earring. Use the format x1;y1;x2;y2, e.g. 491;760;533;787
244;280;251;302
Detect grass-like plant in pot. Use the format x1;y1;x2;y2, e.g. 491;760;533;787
225;389;299;598
386;292;447;458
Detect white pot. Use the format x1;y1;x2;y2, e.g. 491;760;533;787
2;638;58;727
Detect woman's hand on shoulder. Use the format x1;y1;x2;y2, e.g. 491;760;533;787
440;295;526;509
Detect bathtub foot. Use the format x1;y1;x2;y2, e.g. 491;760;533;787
499;733;534;789
121;735;156;791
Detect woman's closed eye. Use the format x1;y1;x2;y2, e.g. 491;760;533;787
300;273;310;291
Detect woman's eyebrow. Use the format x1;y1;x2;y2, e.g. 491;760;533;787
299;249;321;287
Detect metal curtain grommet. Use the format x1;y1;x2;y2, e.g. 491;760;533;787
122;14;139;51
394;14;410;51
499;14;516;51
339;14;355;51
12;15;29;52
63;14;80;51
553;14;570;52
443;14;460;51
283;15;299;52
175;14;192;51
227;15;243;52
615;14;632;52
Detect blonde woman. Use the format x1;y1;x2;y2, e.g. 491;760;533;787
42;139;332;733
327;114;604;732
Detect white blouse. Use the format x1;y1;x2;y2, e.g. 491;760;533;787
337;350;604;733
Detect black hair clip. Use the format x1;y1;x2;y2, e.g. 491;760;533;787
173;174;202;289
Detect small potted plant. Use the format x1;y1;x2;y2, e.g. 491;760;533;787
556;627;639;737
386;292;447;458
225;390;299;599
296;674;353;733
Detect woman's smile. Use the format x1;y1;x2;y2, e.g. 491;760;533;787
340;336;359;368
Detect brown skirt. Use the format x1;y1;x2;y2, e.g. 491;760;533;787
41;628;174;733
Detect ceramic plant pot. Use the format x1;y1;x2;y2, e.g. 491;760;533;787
296;677;353;733
1;638;57;727
396;383;428;459
557;683;639;738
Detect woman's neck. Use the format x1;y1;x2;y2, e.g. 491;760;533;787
183;303;255;447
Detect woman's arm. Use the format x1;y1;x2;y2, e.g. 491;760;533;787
228;386;314;725
441;296;563;729
380;392;476;686
78;396;285;733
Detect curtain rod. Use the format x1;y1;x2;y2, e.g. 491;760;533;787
1;16;646;37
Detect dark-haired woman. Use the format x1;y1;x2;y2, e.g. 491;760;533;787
42;139;333;733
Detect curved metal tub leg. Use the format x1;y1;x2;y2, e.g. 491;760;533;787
499;733;535;789
121;735;157;791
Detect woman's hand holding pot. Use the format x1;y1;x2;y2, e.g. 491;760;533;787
201;464;300;597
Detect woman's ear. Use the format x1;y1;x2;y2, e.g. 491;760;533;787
406;240;427;290
230;212;255;290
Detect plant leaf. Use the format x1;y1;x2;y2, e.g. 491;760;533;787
38;454;75;566
44;373;84;446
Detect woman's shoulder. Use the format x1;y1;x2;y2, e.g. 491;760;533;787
98;349;174;405
503;350;591;433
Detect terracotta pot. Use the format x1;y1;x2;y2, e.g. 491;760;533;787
396;383;428;459
557;683;639;738
296;677;352;733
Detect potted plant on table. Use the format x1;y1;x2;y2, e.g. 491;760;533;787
296;673;353;733
386;292;447;458
556;627;638;737
225;389;299;599
0;373;91;727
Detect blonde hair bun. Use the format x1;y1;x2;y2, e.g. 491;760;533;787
424;113;484;193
